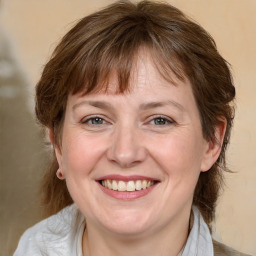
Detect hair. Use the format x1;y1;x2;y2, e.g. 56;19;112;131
35;0;235;228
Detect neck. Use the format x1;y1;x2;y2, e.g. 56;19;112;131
82;209;191;256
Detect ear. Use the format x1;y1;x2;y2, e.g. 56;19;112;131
49;129;63;170
200;118;227;172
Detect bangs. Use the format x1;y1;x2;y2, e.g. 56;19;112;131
60;16;186;97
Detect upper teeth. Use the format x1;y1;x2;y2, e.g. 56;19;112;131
101;180;154;192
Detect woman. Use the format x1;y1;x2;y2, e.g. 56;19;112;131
14;1;250;255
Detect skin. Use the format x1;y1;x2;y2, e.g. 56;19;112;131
51;50;226;256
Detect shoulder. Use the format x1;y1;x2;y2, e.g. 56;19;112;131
14;204;84;256
213;240;252;256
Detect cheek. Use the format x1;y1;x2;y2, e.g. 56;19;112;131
61;132;107;176
150;133;202;172
148;132;204;197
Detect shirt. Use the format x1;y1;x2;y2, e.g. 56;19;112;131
14;204;249;256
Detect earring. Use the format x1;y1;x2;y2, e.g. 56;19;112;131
56;168;64;180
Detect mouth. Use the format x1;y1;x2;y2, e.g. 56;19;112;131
96;175;160;200
99;179;158;192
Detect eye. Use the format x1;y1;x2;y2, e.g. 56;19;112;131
82;116;107;125
149;116;174;126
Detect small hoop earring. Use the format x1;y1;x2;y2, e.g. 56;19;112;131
56;169;64;180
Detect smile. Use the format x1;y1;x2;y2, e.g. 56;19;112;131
97;175;160;200
100;179;156;192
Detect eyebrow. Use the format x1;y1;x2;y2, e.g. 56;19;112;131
72;100;185;112
139;100;185;111
72;100;114;111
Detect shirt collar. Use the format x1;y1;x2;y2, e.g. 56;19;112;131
182;206;214;256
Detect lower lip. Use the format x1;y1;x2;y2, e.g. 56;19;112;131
98;183;157;200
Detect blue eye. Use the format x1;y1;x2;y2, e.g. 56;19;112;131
150;116;173;126
83;117;106;125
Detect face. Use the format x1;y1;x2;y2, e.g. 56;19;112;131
54;51;220;238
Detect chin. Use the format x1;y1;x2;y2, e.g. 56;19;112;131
98;210;155;237
104;223;151;238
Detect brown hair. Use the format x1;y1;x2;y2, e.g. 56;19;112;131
36;0;235;227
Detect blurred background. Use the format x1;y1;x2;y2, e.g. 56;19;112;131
0;0;255;255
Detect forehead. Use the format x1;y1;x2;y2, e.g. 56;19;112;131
67;51;195;112
79;48;190;96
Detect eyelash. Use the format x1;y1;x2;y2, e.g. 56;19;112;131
81;115;108;126
148;115;175;126
81;115;175;127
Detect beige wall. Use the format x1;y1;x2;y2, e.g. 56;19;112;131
1;0;255;255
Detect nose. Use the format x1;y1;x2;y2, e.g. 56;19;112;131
106;124;147;168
